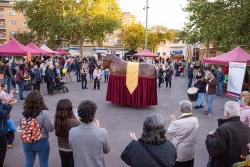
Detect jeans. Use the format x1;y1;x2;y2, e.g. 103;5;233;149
197;93;204;107
4;77;11;93
7;131;15;144
0;134;7;167
76;70;81;81
89;73;93;80
23;138;50;167
158;78;162;88
16;80;24;98
104;75;109;82
81;75;87;88
216;82;223;96
188;78;192;88
59;150;74;167
94;78;100;89
166;80;171;88
206;93;215;114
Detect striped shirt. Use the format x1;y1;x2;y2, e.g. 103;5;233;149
240;106;250;126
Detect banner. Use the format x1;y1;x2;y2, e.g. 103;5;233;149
27;53;31;62
226;62;246;98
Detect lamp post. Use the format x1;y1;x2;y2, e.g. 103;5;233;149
122;29;124;59
143;0;149;49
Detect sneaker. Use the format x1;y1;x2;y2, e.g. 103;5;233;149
169;88;171;90
204;111;209;115
194;106;200;109
7;144;12;148
206;113;212;116
15;90;19;94
200;105;204;108
165;87;168;90
20;98;25;100
85;87;88;89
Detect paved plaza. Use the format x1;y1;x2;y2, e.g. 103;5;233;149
4;75;233;167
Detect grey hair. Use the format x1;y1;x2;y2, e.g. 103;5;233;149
224;101;240;116
190;64;193;68
179;100;192;113
141;113;166;145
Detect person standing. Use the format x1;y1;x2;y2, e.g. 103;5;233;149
3;60;13;94
55;99;80;167
88;61;95;82
206;101;250;167
211;65;217;74
6;113;16;148
194;71;206;109
167;100;199;167
240;96;250;126
46;65;55;95
80;66;87;89
53;63;63;78
93;66;102;90
216;67;225;97
11;59;19;93
188;64;194;88
205;73;218;116
0;70;14;167
69;100;111;167
30;64;42;92
65;61;73;83
204;68;211;80
20;91;54;167
104;68;110;83
121;113;177;167
165;65;173;90
15;64;26;100
40;60;47;82
158;65;164;90
76;59;82;82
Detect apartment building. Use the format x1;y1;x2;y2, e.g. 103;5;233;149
0;2;29;45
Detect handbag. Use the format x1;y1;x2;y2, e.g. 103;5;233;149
171;119;197;148
139;140;166;167
31;80;36;85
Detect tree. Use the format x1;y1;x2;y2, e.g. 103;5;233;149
147;25;175;53
10;31;37;45
14;0;122;57
120;22;146;51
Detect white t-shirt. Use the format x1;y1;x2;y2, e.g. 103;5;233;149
206;79;213;92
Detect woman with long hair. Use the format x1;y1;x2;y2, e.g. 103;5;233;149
158;65;164;90
15;64;26;100
19;91;54;167
121;113;177;166
55;99;80;167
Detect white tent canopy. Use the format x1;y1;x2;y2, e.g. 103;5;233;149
40;44;59;54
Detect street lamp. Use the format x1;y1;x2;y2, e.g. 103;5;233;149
143;0;149;49
122;29;124;59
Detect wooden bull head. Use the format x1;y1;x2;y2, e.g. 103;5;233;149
101;54;156;78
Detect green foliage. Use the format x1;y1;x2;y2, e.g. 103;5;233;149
14;0;122;57
182;0;250;52
10;31;37;45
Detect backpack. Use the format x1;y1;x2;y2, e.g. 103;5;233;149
20;118;42;143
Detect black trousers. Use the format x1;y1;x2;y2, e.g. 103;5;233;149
7;131;15;144
59;150;74;167
81;75;87;88
33;81;41;92
158;78;162;88
94;78;100;89
48;80;54;94
0;134;7;167
176;159;194;167
165;79;172;88
104;75;109;82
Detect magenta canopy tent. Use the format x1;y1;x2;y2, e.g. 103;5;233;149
55;48;70;55
0;39;40;56
133;49;158;57
203;46;250;65
27;42;54;55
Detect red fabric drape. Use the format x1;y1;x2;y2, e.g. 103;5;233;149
106;74;158;107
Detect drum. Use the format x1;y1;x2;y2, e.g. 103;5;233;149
187;87;198;102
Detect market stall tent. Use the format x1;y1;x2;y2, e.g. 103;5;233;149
40;44;58;54
0;39;40;56
133;49;158;57
55;48;70;55
27;42;54;55
203;46;250;65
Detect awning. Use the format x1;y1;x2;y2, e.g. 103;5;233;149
170;50;183;54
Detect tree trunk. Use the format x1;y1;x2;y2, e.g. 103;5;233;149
77;36;84;58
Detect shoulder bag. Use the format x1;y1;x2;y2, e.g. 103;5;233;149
139;140;166;167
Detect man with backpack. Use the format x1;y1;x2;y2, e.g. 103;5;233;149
0;70;16;167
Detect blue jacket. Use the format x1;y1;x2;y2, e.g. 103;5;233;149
53;67;63;77
188;68;193;79
0;101;12;136
217;72;225;83
66;63;72;72
46;69;55;81
7;118;16;132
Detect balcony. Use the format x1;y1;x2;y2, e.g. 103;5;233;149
114;42;123;46
0;33;6;40
0;13;4;19
0;24;5;29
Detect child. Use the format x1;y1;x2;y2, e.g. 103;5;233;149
238;91;250;108
240;96;250;126
104;68;110;83
7;113;17;148
0;83;16;103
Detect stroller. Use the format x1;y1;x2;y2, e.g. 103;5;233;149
54;77;69;93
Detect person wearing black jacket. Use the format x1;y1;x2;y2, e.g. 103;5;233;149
121;113;177;167
165;65;173;90
194;71;206;109
158;65;164;90
46;65;55;95
188;64;194;88
205;101;250;167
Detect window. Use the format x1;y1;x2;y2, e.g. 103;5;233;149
8;11;16;16
9;21;16;26
10;31;17;36
104;38;113;43
163;52;166;56
23;22;27;26
157;52;160;56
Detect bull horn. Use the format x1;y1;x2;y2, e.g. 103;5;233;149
101;53;106;57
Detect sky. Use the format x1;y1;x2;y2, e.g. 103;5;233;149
119;0;188;30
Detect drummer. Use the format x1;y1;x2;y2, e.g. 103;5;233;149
194;71;206;109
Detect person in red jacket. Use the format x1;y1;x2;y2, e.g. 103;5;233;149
223;66;228;75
